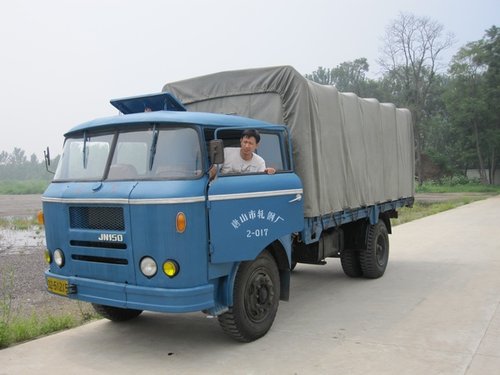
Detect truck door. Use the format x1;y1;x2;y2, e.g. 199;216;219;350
207;130;304;263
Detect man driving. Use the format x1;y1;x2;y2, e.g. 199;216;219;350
210;129;276;178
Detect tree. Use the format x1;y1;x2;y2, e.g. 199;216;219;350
306;58;385;98
0;148;55;181
379;13;455;183
445;26;500;184
330;58;369;93
30;153;38;164
305;66;335;85
417;74;469;176
481;26;500;184
8;148;27;165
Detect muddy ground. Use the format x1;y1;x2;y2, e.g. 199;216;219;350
0;194;93;321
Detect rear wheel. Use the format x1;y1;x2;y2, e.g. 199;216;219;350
92;304;143;322
340;248;363;277
218;251;280;342
359;221;389;278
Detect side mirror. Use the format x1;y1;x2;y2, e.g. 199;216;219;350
43;147;55;174
209;139;224;165
44;146;50;166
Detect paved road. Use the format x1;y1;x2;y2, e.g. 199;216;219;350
1;196;499;374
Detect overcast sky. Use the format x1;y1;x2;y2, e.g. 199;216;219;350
0;0;498;160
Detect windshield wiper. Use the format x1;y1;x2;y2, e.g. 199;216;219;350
82;131;88;168
149;126;159;170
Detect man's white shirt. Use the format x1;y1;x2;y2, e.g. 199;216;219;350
220;147;266;174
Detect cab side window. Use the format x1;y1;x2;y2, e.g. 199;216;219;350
257;133;285;172
205;128;290;173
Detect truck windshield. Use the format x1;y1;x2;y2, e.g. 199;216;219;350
54;127;202;181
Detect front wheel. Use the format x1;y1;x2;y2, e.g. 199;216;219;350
218;251;280;342
92;304;143;322
359;221;389;279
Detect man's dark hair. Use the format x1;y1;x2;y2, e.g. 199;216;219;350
241;129;260;143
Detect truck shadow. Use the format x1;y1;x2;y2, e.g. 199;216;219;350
64;263;353;351
59;259;438;368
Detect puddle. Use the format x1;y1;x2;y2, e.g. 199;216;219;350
0;227;45;255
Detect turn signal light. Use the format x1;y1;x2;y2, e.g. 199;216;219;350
44;250;51;264
37;211;44;225
176;212;186;233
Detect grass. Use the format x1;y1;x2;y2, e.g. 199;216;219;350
0;180;50;195
0;266;98;349
416;183;500;193
391;197;484;226
0;269;14;346
0;215;40;230
0;262;98;349
416;177;500;193
0;314;79;348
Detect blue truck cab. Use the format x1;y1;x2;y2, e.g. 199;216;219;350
42;93;305;342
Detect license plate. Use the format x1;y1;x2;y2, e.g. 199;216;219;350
47;277;68;296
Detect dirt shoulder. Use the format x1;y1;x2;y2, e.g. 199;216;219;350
1;253;93;320
0;194;93;321
0;194;42;217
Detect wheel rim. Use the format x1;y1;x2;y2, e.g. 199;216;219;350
244;269;275;323
375;234;387;266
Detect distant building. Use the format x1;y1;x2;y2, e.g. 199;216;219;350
466;169;500;185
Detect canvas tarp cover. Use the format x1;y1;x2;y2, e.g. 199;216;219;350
163;66;414;218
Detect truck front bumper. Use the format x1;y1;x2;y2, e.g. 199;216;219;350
45;271;215;313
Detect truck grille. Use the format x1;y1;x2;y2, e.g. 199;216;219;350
71;254;128;265
70;240;127;249
69;207;125;231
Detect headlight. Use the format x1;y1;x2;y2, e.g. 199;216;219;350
54;249;65;267
140;257;157;278
163;260;179;278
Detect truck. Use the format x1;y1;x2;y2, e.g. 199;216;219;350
40;66;414;342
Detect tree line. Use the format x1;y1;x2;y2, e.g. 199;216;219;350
305;14;499;185
0;148;58;181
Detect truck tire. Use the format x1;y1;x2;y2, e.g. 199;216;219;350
218;251;280;342
359;220;389;279
340;249;363;277
92;303;143;322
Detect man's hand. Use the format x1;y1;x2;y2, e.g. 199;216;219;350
209;165;217;180
264;167;276;175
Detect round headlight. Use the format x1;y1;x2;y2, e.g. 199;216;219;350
54;249;65;267
163;260;179;278
140;257;157;278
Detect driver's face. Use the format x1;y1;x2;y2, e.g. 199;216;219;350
240;136;258;158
